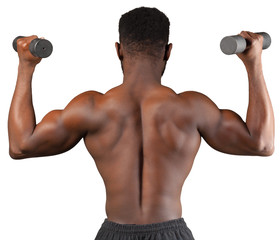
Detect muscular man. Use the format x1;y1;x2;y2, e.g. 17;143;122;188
8;7;274;240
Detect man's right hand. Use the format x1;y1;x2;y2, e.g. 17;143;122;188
17;35;42;67
237;31;263;68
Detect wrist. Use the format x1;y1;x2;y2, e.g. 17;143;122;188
245;60;263;73
18;62;36;73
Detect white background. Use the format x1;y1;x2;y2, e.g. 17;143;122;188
0;0;279;239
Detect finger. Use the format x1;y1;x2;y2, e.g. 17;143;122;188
239;31;255;47
21;35;38;40
247;31;259;40
239;31;252;40
30;35;38;39
17;35;38;45
243;31;263;44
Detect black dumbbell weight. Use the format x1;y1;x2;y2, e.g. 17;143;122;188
220;32;271;55
13;36;53;58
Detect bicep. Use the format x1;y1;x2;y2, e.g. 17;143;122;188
16;91;100;159
22;109;85;158
192;93;258;155
199;108;258;155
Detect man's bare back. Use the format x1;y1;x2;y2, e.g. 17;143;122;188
84;85;201;224
8;8;274;234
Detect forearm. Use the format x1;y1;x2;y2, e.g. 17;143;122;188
8;63;36;155
245;61;275;153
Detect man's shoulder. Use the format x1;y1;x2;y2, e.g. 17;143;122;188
76;90;104;99
178;90;211;104
64;90;104;116
178;91;219;116
63;90;105;131
70;90;104;104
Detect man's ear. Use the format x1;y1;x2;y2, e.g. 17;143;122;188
164;43;173;61
115;42;123;60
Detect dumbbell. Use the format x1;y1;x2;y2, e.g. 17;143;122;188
220;32;271;55
13;36;53;58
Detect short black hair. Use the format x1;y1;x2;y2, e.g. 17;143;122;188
119;7;170;59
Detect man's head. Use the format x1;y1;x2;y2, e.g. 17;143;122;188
116;7;172;66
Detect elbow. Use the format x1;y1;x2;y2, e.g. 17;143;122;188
254;138;275;156
9;142;30;160
9;147;26;160
9;149;24;159
257;145;274;156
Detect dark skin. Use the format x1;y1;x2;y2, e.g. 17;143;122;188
8;31;274;224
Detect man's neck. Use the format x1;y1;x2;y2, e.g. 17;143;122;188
122;58;164;89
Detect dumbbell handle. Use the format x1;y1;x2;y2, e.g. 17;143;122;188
220;32;271;55
13;36;53;58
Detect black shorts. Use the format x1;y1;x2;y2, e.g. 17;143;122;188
94;217;195;240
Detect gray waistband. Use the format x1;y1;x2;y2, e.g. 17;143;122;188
101;217;188;234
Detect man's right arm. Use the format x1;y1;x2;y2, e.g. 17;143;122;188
180;31;274;156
